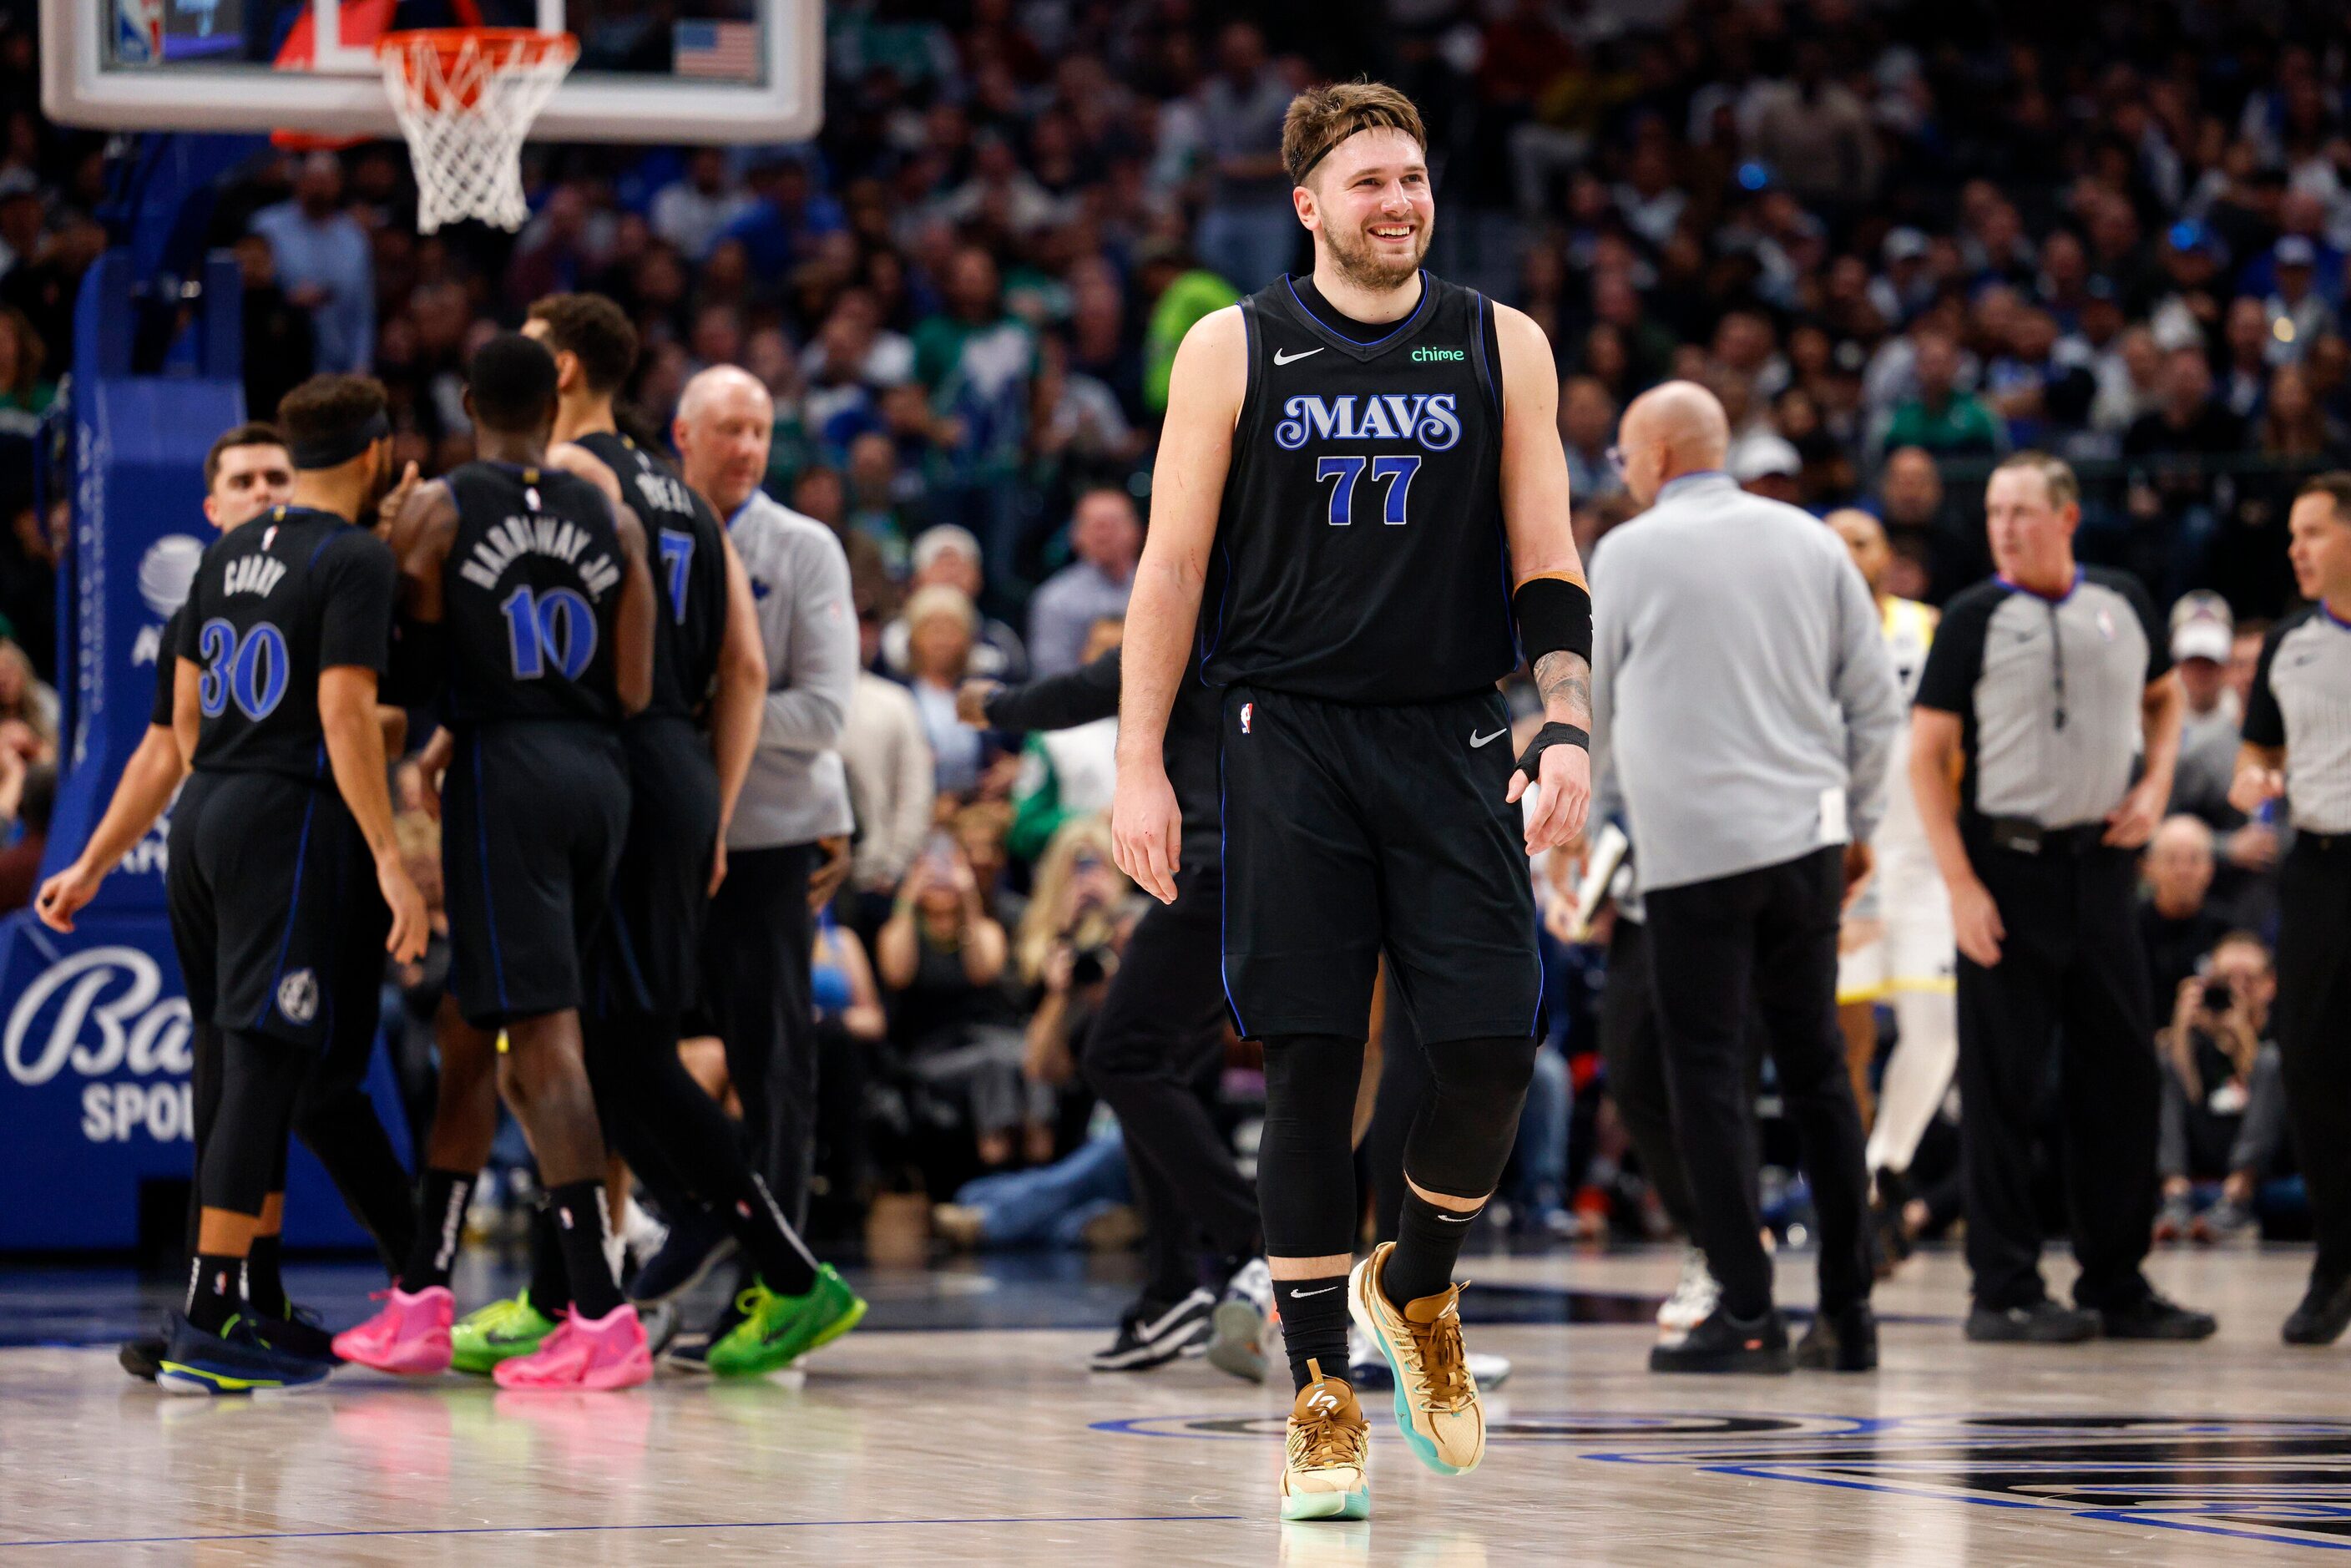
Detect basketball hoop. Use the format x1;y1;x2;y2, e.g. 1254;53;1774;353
377;28;579;235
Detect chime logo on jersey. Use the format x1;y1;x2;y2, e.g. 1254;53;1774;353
1273;393;1462;452
1240;702;1253;735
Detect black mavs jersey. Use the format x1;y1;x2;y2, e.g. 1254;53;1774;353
574;431;727;720
441;462;629;726
1201;272;1515;705
175;504;398;778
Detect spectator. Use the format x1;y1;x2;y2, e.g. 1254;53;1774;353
1750;41;1881;209
1006;615;1123;863
883;525;1028;680
840;595;936;933
2141;815;2230;1016
715;154;846;280
902;583;988;797
1560;375;1623;506
2123;346;2245;600
875;828;1039;1175
0;637;56;753
2167;593;2242;828
249;152;373;373
1881;331;2006;459
1027;487;1140;676
2264;237;2339;365
1011;815;1132;1115
650;147;754;261
1191;22;1296;291
0;757;51;913
2155;932;2288;1244
229;235;315;428
0;301;53;423
1732;432;1805;506
1141;245;1242;415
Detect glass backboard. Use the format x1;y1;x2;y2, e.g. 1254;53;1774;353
41;0;821;143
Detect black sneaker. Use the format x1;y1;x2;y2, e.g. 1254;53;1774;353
2096;1291;2217;1341
2283;1276;2351;1346
666;1286;752;1373
252;1304;340;1364
1870;1171;1913;1278
1089;1290;1214;1372
1964;1300;2101;1343
1794;1302;1878;1371
155;1310;333;1396
1649;1305;1792;1373
629;1206;738;1305
119;1332;165;1382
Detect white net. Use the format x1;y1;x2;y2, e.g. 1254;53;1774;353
377;31;579;235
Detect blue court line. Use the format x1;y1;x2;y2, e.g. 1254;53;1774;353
1;1514;1245;1549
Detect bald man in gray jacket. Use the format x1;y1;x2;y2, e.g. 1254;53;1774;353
675;367;857;1269
1593;381;1901;1377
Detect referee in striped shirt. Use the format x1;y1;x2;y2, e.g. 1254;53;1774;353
1912;452;2215;1344
2232;471;2351;1346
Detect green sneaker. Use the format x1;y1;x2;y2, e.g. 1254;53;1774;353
449;1293;561;1375
704;1266;867;1378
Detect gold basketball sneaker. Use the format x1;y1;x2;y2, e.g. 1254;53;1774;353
1280;1358;1371;1521
1347;1242;1484;1474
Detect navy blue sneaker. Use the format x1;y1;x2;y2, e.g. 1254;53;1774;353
156;1310;334;1397
628;1206;738;1306
252;1304;341;1365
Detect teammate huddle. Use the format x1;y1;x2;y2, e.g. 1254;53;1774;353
43;300;862;1394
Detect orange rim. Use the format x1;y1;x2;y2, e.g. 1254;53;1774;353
376;27;579;80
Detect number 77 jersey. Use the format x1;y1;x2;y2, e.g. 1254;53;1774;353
1201;271;1516;706
441;461;629;726
178;504;398;780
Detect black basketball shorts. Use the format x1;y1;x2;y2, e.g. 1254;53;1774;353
1216;683;1541;1043
441;721;629;1028
166;768;377;1050
593;715;720;1020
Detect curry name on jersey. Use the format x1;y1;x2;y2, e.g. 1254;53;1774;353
442;461;628;726
177;504;397;780
1201;271;1516;706
574;431;726;720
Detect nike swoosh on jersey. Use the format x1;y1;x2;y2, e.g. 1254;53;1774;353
1469;727;1508;747
1272;347;1324;366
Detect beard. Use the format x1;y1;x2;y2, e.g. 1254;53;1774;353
1322;212;1433;292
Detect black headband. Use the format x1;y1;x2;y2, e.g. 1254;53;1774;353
290;408;390;471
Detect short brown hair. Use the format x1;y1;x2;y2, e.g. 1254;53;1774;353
527;292;640;395
1990;449;2081;511
1281;81;1427;189
2296;470;2351;520
277;375;388;454
202;422;287;490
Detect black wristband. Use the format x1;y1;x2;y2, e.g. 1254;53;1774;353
1512;575;1593;665
1513;721;1589;780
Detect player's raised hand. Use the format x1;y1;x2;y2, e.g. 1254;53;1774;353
377;460;422;537
1112;762;1182;904
377;849;431;964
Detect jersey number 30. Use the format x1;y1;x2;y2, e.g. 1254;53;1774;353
501;586;598;681
1314;455;1421;526
196;619;289;721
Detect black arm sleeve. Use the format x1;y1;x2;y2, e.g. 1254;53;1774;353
150;607;184;727
314;532;399;676
1914;582;1996;715
2241;615;2295;749
983;645;1123;733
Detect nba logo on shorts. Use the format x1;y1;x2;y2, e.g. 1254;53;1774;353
1241;702;1253;735
276;969;319;1026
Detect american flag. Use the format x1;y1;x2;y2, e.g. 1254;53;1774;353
675;20;761;82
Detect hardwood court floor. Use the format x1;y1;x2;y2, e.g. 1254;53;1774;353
5;1245;2351;1564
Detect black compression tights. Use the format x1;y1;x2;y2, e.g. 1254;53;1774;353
199;1030;311;1217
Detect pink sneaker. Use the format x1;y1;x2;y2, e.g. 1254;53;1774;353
493;1305;651;1391
331;1286;455;1375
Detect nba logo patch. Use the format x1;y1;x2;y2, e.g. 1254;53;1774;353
1240;702;1253;735
2096;608;2116;640
276;969;319;1025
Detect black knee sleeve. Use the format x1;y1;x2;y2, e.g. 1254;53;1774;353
199;1031;311;1216
1256;1034;1364;1258
1403;1033;1542;1200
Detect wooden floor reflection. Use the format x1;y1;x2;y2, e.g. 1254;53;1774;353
4;1245;2348;1564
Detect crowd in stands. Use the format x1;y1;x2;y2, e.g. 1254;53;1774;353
3;0;2350;1253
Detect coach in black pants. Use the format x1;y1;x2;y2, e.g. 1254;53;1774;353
1593;382;1901;1374
2233;471;2351;1343
968;648;1262;1370
1913;452;2212;1344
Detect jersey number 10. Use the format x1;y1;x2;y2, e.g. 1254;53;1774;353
501;586;599;681
1314;455;1422;526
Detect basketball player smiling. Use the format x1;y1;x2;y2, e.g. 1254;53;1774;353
1112;82;1592;1520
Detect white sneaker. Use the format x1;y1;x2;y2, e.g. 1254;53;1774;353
1208;1257;1275;1383
620;1197;669;1272
1656;1247;1719;1338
